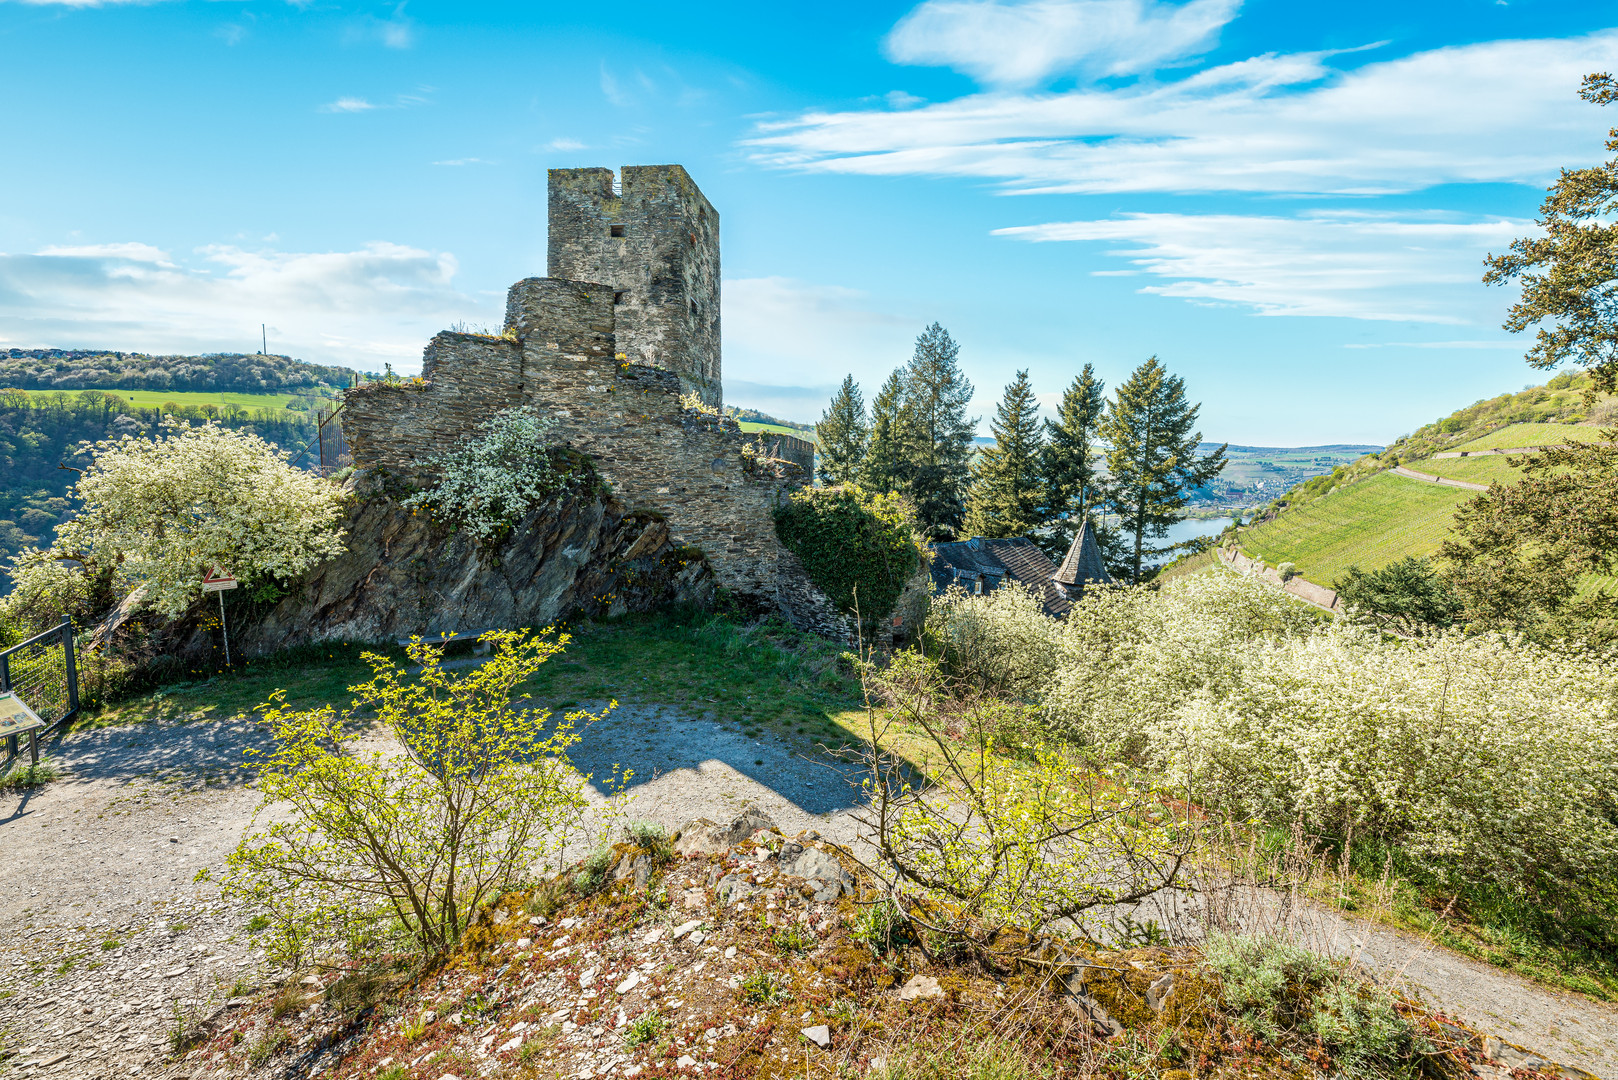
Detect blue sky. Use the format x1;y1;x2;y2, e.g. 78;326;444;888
1;0;1615;445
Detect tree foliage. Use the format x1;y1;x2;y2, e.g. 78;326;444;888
1039;364;1109;557
1485;74;1618;395
221;631;600;964
5;419;346;623
1333;557;1462;637
1100;357;1228;583
899;323;976;539
815;374;869;486
1437;430;1618;643
963;369;1045;539
861;370;912;497
772;483;926;631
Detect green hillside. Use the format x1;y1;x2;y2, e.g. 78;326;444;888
1236;472;1471;585
54;387;333;419
737;420;816;442
1450;422;1599;452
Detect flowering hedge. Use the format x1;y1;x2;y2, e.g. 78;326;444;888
403;407;597;545
5;419;346;622
932;571;1618;911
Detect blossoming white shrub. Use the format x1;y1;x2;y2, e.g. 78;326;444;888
929;570;1618;907
403;407;583;544
925;580;1065;698
6;420;347;621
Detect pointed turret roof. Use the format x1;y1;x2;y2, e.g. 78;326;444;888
1052;520;1112;589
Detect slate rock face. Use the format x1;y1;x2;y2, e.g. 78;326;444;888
155;472;716;663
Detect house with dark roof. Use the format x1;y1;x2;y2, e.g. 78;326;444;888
930;522;1114;618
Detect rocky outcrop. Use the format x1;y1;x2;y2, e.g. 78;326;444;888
155;469;716;663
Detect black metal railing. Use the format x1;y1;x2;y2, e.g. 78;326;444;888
1;616;78;767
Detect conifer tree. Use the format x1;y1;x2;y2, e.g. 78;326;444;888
964;369;1045;539
1039;363;1108;556
815;375;869;485
1100;357;1228;583
861;369;911;496
900;323;976;538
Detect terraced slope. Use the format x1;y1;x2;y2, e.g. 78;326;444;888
1450;422;1598;452
1237;472;1471;585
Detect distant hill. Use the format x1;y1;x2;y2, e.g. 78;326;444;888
0;349;361;394
724;406;814;434
1171;371;1616;587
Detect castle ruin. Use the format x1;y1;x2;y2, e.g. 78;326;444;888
334;164;841;637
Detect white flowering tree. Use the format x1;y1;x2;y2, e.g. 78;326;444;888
403;406;587;544
6;420;347;622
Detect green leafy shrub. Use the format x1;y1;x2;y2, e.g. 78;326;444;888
772;483;925;631
1202;933;1427;1077
221;631;599;962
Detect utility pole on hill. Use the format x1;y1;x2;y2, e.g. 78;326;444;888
261;324;267;355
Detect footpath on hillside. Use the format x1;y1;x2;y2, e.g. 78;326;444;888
0;706;1613;1079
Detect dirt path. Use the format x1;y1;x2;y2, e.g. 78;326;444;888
0;707;1612;1079
1391;465;1490;491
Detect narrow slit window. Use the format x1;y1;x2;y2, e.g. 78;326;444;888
613;291;626;305
610;224;625;238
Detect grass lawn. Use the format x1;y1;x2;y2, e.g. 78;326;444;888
1419;454;1533;486
43;387;331;417
1448;422;1599;452
736;421;815;443
1236;471;1470;584
77;612;868;752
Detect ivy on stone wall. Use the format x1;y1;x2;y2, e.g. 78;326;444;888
772;484;925;631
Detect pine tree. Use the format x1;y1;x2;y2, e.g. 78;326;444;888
861;369;911;495
900;323;976;538
816;375;869;485
963;369;1045;538
1100;357;1228;584
1038;363;1108;557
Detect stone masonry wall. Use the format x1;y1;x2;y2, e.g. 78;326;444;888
342;278;848;639
547;166;721;407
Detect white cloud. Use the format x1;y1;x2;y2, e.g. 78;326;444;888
0;242;500;369
319;97;377;114
751;30;1618;195
2;0;160;5
431;157;496;166
723;277;920;418
546;137;587;151
886;0;1240;87
996;211;1525;322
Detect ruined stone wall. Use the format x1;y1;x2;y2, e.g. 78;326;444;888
341;278;847;639
547;166;721;407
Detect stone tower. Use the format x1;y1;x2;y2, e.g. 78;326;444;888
547;165;721;407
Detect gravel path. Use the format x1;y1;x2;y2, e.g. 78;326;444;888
0;705;1613;1079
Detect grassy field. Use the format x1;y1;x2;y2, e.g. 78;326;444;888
1420;455;1533;486
1237;472;1471;584
1449;422;1598;452
736;421;815;442
40;387;332;415
81;612;868;753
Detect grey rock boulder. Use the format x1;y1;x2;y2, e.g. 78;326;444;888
674;808;777;858
778;840;854;900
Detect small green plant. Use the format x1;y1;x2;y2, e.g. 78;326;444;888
740;967;789;1005
849;899;906;958
1109;913;1168;948
99;937;122;952
377;1067;408;1080
246;1029;289;1067
53;957;75;975
270;986;306;1020
573;846;615;895
0;758;60;791
626;821;674;865
526;879;568;918
245;914;270;934
771;922;816;954
167;922;189;935
622;1010;667;1047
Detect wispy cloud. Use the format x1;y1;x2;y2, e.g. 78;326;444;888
344;6;415;50
996;212;1525;322
600;64;632;107
0;241;498;369
319;97;378;114
886;0;1241;87
546;137;587;152
431;157;496;167
750;30;1618;195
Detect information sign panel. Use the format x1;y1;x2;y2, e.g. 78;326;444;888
0;691;45;738
202;569;238;593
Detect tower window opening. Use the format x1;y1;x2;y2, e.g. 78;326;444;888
610;224;625;238
614;291;627;305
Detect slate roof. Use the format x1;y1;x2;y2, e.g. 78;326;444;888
930;536;1074;618
1053;520;1113;591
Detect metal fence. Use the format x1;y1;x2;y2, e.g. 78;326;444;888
1;616;79;767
